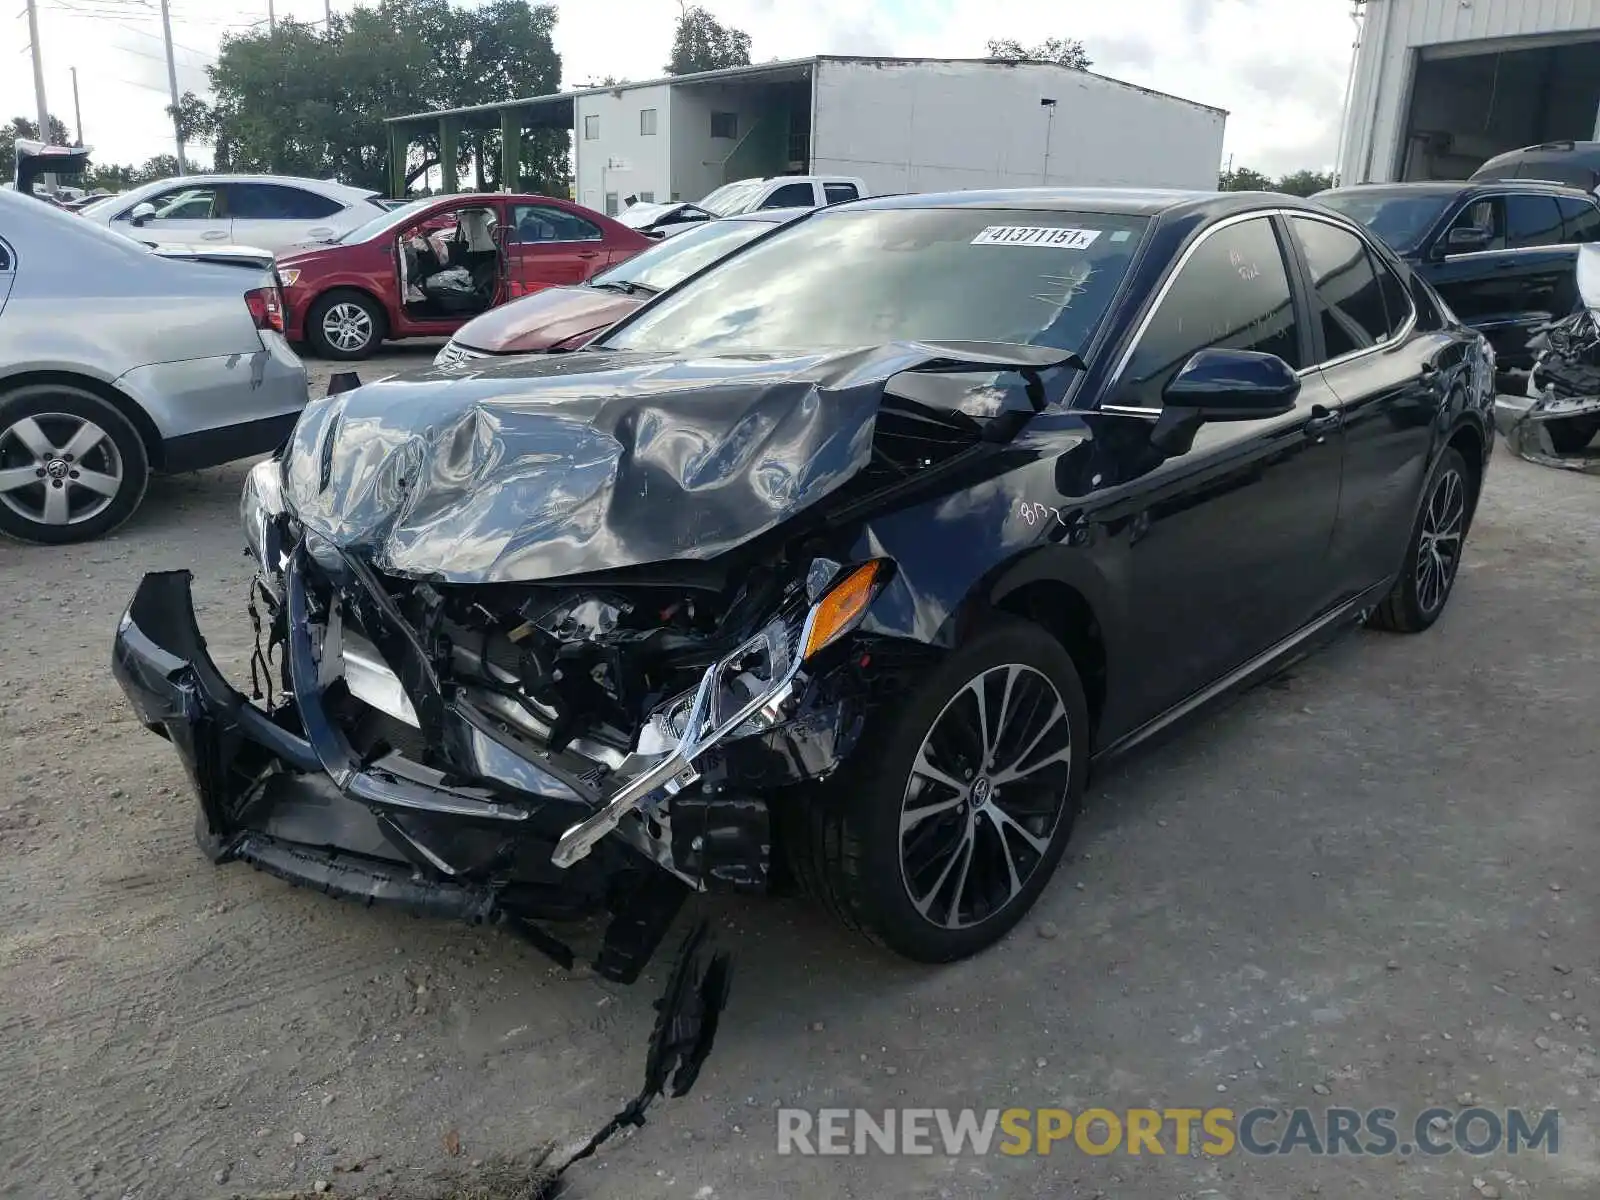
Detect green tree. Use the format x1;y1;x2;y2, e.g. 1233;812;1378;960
666;5;752;75
201;0;566;197
1218;165;1276;192
986;37;1092;70
1275;168;1334;197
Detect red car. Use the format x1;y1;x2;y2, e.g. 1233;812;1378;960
276;193;653;360
433;208;804;366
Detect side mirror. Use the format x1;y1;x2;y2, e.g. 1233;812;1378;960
129;201;157;227
1151;349;1301;454
1445;225;1492;254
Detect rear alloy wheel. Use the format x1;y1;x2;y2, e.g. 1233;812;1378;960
789;618;1088;963
308;291;384;360
1367;446;1471;633
0;384;149;544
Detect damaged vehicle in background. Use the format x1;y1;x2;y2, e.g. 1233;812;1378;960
112;190;1495;982
1497;243;1600;470
433;208;807;366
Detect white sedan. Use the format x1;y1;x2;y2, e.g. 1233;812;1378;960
77;174;390;254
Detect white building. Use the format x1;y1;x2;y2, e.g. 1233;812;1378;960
1340;0;1600;183
570;57;1226;215
387;57;1227;214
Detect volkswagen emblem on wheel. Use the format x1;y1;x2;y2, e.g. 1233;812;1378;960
45;458;69;480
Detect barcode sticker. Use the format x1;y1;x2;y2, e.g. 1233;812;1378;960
971;226;1102;249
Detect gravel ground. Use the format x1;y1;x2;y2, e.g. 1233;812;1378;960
1;363;1597;1199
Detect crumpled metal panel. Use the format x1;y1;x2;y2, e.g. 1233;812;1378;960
281;341;1068;583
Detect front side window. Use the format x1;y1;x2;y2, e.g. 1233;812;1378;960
601;207;1149;357
761;181;814;209
1290;217;1390;360
1447;198;1506;252
584;114;599;140
640;108;657;136
511;204;602;243
1504;195;1564;248
1558;196;1600;243
141;186;221;221
1121;216;1301;408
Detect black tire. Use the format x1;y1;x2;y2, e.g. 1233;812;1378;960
787;616;1089;963
1367;446;1472;634
306;290;385;361
1546;416;1600;455
0;383;150;545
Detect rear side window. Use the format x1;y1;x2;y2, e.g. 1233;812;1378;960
1558;196;1600;242
1290;217;1390;360
227;184;344;220
1122;216;1302;407
762;182;815;209
1505;195;1564;247
823;182;859;204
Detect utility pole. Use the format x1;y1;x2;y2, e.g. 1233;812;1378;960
159;0;187;175
268;0;276;31
325;0;333;24
70;67;83;145
25;0;51;143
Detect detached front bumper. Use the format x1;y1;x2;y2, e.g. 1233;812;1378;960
111;563;861;980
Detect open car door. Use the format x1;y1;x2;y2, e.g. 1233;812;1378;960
13;139;91;200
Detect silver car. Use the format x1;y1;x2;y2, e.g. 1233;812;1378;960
0;189;308;543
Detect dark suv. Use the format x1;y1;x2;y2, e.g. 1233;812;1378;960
1469;141;1600;192
1315;180;1600;376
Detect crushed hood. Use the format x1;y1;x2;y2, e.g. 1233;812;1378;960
281;341;1075;584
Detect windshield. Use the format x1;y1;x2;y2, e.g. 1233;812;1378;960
601;207;1149;356
698;180;768;216
589;218;775;293
1316;191;1453;253
335;197;433;243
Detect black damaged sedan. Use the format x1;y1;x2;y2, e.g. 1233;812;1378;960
113;189;1496;981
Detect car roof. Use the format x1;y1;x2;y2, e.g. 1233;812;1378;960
1316;179;1597;201
110;174;383;203
842;186;1337;221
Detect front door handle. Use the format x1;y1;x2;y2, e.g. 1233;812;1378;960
202;229;229;240
578;250;600;259
1304;405;1340;442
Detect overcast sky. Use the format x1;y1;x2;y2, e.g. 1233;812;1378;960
5;0;1362;177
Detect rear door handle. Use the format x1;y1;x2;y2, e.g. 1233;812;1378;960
1304;405;1341;442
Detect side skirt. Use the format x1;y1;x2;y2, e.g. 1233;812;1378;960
1091;578;1395;767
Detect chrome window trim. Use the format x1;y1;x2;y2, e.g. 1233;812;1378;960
1287;210;1418;373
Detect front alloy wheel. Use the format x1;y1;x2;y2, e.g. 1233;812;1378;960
307;291;384;360
788;617;1089;963
900;665;1074;929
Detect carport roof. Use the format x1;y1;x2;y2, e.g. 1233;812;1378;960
384;56;822;133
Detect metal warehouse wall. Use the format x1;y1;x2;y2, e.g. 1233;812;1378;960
1341;0;1600;182
809;59;1227;194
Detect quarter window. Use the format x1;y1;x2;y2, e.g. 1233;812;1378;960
1121;216;1302;408
512;204;602;242
1504;195;1564;248
1290;217;1390;359
1558;196;1600;243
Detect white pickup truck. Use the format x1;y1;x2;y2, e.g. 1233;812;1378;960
618;174;869;239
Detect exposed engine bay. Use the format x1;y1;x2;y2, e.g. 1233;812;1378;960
1498;244;1600;473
